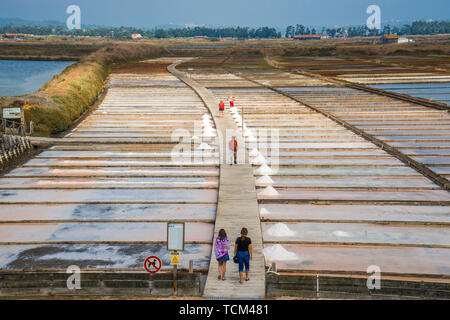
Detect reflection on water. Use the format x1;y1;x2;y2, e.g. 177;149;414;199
0;59;74;96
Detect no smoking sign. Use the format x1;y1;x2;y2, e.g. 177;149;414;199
144;256;162;273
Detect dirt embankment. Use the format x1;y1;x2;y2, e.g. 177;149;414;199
1;44;170;136
0;40;108;61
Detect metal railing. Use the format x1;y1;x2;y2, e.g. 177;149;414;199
0;133;32;169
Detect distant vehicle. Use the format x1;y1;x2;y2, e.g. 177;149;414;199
2;33;25;40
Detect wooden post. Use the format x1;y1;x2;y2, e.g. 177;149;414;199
271;262;276;273
316;274;320;299
173;264;178;296
189;260;193;273
241;104;244;131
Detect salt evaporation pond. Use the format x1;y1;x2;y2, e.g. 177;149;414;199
371;82;450;105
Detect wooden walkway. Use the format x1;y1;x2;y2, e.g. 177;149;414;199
168;61;266;299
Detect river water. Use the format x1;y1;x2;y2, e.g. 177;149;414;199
0;59;74;96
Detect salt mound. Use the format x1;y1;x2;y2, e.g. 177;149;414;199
262;244;300;261
332;230;352;237
266;223;296;237
258;186;279;196
197;143;212;150
256;175;274;186
248;135;257;142
203;128;216;137
251;154;266;165
249;148;260;157
203;133;216;138
192;135;199;140
254;164;274;175
260;207;270;216
244;130;253;137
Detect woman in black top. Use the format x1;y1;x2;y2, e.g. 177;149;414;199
234;227;252;284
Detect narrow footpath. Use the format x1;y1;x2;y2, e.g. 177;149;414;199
168;62;266;299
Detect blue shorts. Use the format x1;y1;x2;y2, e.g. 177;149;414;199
217;253;229;262
237;251;250;272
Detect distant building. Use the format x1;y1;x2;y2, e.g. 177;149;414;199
2;33;25;40
381;35;414;44
381;34;399;43
293;35;328;40
131;33;143;40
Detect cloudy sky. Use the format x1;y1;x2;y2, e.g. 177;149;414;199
0;0;448;28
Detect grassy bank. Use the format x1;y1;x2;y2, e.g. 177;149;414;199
8;44;168;136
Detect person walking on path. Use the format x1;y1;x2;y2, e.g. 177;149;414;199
214;229;230;281
229;96;235;109
234;227;252;284
228;136;238;165
219;100;225;117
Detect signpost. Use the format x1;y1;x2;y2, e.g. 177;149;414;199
2;107;22;119
167;222;185;296
144;256;161;274
170;252;180;265
2;106;25;135
167;222;185;252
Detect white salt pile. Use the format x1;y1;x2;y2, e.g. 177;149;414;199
251;154;266;165
259;207;270;216
202;128;216;137
254;164;274;175
247;135;257;142
332;230;352;237
258;186;279;196
203;132;216;137
197;143;212;150
262;244;300;261
256;175;274;186
266;223;296;237
192;135;199;140
249;148;260;157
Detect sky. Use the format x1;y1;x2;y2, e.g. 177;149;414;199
0;0;449;28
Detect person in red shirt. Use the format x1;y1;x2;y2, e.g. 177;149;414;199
219;100;225;117
228;136;238;165
229;96;235;108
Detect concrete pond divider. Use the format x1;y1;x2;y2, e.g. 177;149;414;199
168;60;266;299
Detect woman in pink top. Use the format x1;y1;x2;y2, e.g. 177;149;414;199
214;229;230;281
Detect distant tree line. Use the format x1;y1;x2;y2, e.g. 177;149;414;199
1;20;448;39
0;24;281;39
285;20;450;38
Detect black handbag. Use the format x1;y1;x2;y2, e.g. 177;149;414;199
233;255;239;264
